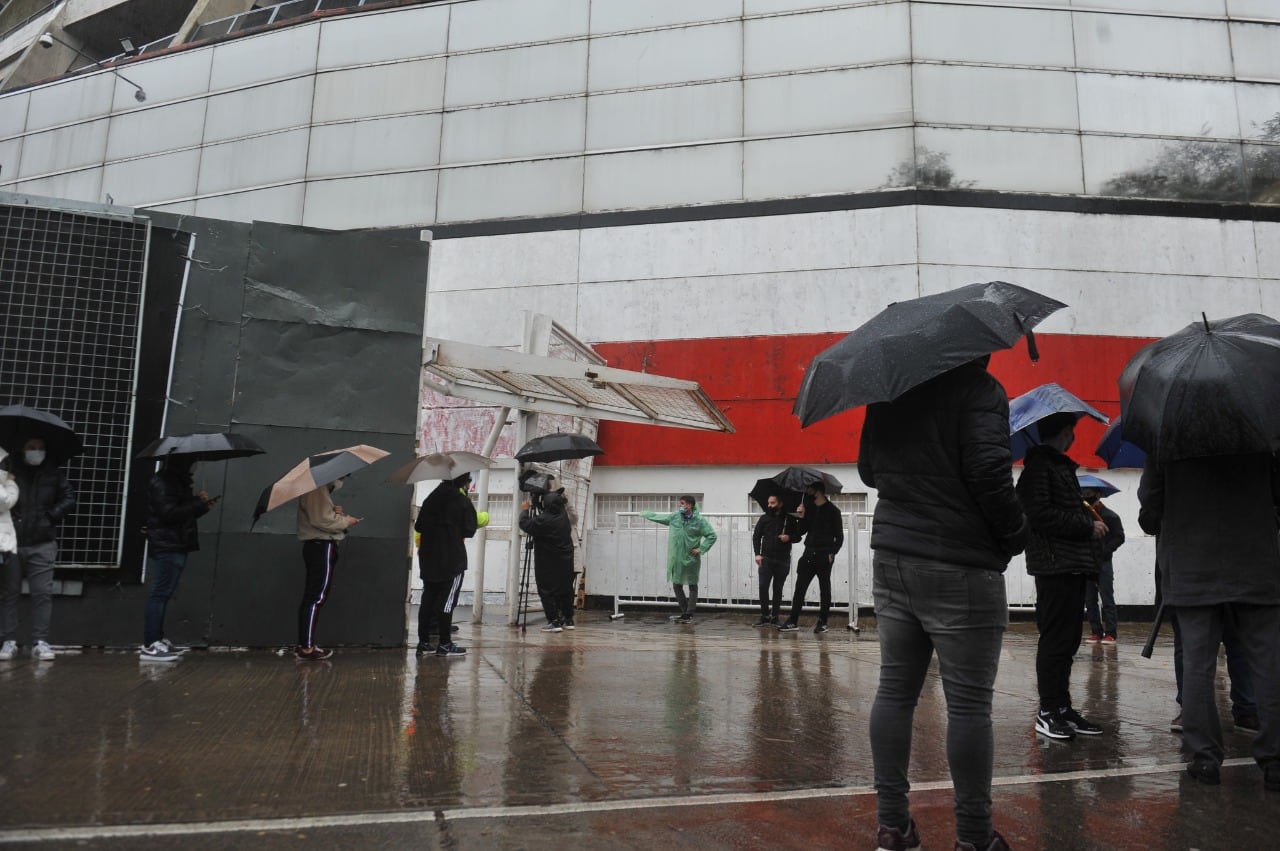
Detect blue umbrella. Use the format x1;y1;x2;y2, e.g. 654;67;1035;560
1076;474;1120;496
1009;383;1109;462
1094;416;1146;469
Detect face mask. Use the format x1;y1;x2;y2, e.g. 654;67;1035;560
189;462;200;475
680;507;692;519
24;450;46;466
331;479;344;491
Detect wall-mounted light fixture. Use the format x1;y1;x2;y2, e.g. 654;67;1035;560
39;32;146;102
119;37;141;57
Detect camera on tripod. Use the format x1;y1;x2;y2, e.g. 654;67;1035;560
519;469;557;512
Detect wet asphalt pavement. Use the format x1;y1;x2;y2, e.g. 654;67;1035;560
0;609;1276;849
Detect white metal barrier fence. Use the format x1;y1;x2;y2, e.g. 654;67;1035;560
587;511;874;629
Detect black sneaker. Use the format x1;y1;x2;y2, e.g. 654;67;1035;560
1264;761;1280;791
1059;706;1103;735
676;614;693;624
1187;759;1220;785
435;643;466;658
1170;712;1183;733
541;621;563;633
777;622;799;632
955;829;1011;851
1035;710;1075;740
562;619;575;630
753;616;773;627
876;818;921;851
814;622;829;634
415;642;434;657
1235;714;1261;735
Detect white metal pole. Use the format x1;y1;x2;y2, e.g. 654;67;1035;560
469;407;509;622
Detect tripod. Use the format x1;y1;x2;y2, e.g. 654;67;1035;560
517;501;539;633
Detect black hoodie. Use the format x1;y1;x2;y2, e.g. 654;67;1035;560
518;490;574;570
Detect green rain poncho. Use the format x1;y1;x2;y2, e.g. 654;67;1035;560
641;508;718;584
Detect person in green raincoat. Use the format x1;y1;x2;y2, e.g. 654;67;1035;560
641;495;717;624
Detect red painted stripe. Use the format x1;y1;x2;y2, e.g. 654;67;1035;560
593;333;1154;468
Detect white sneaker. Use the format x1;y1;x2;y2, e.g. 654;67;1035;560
0;640;16;660
32;640;56;661
158;638;189;656
139;641;180;662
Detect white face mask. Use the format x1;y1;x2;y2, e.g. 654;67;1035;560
24;450;46;466
330;479;344;491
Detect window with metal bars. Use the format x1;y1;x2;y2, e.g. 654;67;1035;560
594;494;704;529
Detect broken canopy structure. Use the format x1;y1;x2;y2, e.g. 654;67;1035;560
421;326;734;623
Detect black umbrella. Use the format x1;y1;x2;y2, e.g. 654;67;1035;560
748;478;803;513
0;405;84;464
136;433;266;462
772;466;843;495
1119;313;1280;462
515;433;603;463
793;281;1067;427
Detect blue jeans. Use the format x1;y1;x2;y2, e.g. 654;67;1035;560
144;551;187;645
870;553;1008;847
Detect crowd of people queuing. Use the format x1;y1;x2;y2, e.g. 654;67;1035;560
3;353;1277;851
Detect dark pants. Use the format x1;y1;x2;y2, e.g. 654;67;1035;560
1177;603;1280;769
870;553;1008;847
298;540;338;648
1034;573;1087;711
672;584;698;615
1172;609;1256;719
1084;559;1116;637
143;551;187;645
1;540;56;643
787;549;833;624
420;573;465;646
757;556;789;619
535;557;575;624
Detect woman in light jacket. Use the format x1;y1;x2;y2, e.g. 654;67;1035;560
0;450;20;661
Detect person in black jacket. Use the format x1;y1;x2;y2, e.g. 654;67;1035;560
415;472;478;658
778;482;843;633
752;494;799;627
1081;487;1124;644
1017;412;1108;742
140;457;213;660
859;358;1027;851
1139;452;1280;788
519;490;576;631
0;437;75;662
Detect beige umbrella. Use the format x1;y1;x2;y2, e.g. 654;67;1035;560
251;444;389;526
386;450;492;485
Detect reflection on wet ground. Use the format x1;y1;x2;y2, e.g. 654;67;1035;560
0;611;1275;849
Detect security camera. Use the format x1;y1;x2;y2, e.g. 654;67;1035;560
38;33;54;49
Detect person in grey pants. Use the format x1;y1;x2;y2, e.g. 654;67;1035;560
858;358;1028;851
0;438;75;662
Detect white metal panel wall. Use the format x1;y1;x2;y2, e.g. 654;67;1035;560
2;0;1275;225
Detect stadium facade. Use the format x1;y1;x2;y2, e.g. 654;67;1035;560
2;0;1278;616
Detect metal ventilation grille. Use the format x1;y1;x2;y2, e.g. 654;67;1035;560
0;201;148;568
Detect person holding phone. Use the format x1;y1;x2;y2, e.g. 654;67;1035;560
140;456;214;661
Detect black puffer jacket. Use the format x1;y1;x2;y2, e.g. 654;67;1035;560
857;360;1028;571
518;491;574;571
1092;501;1124;563
1016;445;1099;577
8;459;76;546
415;480;478;581
144;467;210;554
